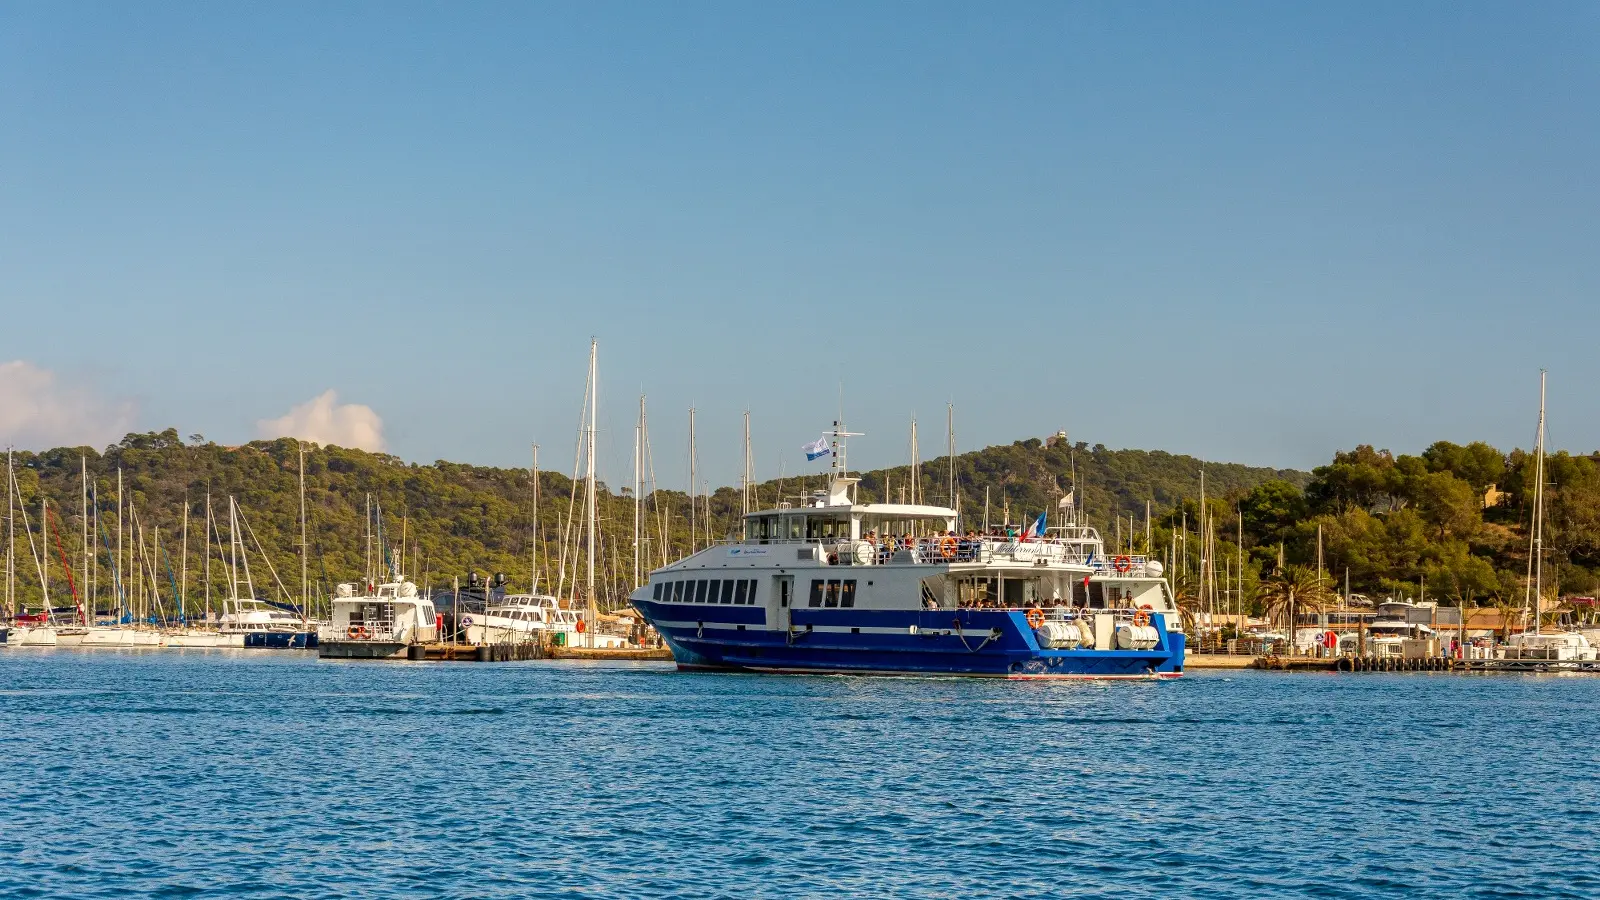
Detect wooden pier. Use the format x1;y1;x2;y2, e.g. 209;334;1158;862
1249;654;1600;674
398;641;673;663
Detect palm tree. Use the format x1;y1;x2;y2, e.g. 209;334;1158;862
1493;597;1522;641
1259;565;1334;652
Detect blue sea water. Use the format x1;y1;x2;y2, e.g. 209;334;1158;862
0;651;1596;899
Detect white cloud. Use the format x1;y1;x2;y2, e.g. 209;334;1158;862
0;360;137;449
257;390;385;452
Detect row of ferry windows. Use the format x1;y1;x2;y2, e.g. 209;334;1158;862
745;516;848;541
808;579;858;608
653;578;759;606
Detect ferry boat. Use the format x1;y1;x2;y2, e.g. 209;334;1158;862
628;429;1184;679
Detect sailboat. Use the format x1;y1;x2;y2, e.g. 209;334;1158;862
5;452;60;647
1504;372;1595;664
215;497;314;648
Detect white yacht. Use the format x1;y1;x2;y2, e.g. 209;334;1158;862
318;577;438;659
1366;602;1437;658
1504;629;1596;663
462;593;573;643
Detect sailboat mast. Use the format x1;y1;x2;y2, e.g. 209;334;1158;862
228;496;240;599
299;441;308;623
5;449;12;620
117;467;123;622
530;443;540;594
584;338;598;644
364;493;372;588
1533;370;1547;631
180;499;188;625
80;455;88;625
636;399;645;586
947;404;956;510
910;417;920;507
1203;470;1209;608
741;409;751;517
204;490;213;621
688;407;697;553
40;495;49;613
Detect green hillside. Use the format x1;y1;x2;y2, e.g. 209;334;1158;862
9;429;1593;620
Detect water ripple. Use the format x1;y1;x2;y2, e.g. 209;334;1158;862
0;652;1594;898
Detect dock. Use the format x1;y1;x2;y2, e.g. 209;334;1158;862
1246;654;1600;673
399;642;673;663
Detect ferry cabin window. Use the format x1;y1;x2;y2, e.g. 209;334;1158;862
695;580;710;603
734;580;749;605
719;581;735;604
671;581;685;603
653;583;664;602
805;517;844;542
788;517;804;540
808;579;857;608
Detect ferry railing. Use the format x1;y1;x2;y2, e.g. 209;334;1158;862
830;539;1128;568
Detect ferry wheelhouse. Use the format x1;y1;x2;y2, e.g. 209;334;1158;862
629;431;1184;679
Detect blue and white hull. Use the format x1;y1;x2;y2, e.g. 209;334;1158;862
632;428;1186;681
634;600;1183;678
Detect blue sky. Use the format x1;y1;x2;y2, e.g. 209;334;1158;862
2;2;1597;488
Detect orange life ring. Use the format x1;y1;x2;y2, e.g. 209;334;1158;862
1113;555;1133;573
1025;607;1045;629
347;624;370;640
939;536;958;559
575;618;586;634
1133;610;1151;627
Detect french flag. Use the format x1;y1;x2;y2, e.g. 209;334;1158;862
1019;512;1047;543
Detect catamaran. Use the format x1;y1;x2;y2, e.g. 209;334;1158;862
629;426;1186;678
